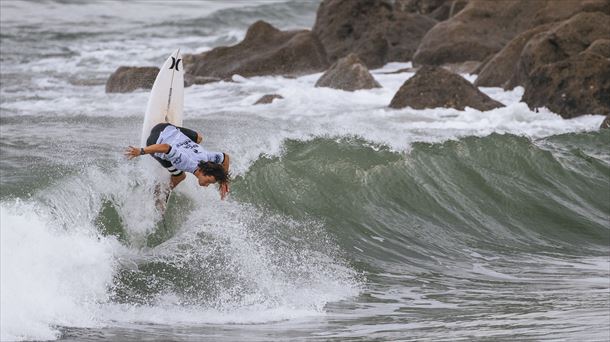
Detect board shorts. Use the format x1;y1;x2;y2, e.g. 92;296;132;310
146;123;198;176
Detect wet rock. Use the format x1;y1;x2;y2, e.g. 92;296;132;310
315;53;381;91
395;0;448;14
509;12;610;90
471;53;494;75
584;38;610;58
312;0;437;69
428;0;468;21
441;61;480;74
474;23;554;88
522;52;610;118
254;94;284;105
185;21;328;79
600;114;610;129
396;0;469;21
413;0;610;66
184;74;222;87
389;66;504;110
105;66;159;93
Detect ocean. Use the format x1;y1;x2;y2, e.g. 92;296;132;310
1;1;608;341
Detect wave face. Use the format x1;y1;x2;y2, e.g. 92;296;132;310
2;132;609;342
236;133;609;260
3;131;605;342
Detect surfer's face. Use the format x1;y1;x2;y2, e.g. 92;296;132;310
197;174;217;187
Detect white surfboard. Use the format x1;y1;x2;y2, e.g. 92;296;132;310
139;50;184;210
140;49;184;146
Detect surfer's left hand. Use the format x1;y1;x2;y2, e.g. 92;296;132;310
219;181;229;200
124;146;142;160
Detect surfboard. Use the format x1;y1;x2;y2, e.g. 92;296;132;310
139;49;184;211
140;49;184;146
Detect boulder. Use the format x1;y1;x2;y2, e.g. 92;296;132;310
315;53;381;91
509;12;610;89
600;114;610;129
185;21;329;79
413;0;610;66
184;74;222;87
254;94;284;105
395;0;448;14
522;52;610;118
474;23;555;88
585;38;610;57
312;0;437;69
105;66;159;93
395;0;469;21
389;66;504;110
427;0;469;21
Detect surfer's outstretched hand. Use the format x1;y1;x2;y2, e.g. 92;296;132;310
124;146;141;160
219;181;229;200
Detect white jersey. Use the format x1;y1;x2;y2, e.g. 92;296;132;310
154;125;224;173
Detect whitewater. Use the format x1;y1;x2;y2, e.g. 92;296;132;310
1;1;608;341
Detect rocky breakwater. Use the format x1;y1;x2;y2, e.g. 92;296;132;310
184;20;328;79
413;0;609;66
395;0;469;21
389;66;504;111
312;0;437;69
474;11;610;118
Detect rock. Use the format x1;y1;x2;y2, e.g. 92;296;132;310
395;0;447;14
471;53;494;75
428;0;469;21
184;74;222;87
474;23;554;88
509;12;610;90
312;0;437;69
105;66;159;93
441;61;480;74
315;53;381;91
254;94;284;105
389;66;504;110
600;114;610;129
522;52;610;118
395;0;469;20
185;20;329;79
413;0;610;66
584;38;610;58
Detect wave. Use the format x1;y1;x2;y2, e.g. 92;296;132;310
2;131;609;340
234;132;610;265
0;156;359;341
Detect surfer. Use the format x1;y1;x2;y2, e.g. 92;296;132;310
124;123;230;199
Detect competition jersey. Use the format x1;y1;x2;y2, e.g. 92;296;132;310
154;125;224;173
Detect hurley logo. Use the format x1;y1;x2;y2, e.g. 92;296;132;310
169;57;181;71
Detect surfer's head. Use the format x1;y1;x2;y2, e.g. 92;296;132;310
195;161;230;187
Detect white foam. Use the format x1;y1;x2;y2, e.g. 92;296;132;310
0;201;119;341
0;163;361;340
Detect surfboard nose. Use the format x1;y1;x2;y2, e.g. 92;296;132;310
169;49;182;71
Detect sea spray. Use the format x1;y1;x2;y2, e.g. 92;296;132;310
0;201;118;341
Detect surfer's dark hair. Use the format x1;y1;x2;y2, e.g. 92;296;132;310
198;161;230;183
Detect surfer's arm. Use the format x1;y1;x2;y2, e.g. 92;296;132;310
219;153;230;199
222;153;230;173
124;144;171;159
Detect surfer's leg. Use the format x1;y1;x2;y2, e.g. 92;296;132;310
146;123;172;146
151;155;183;177
176;126;201;143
